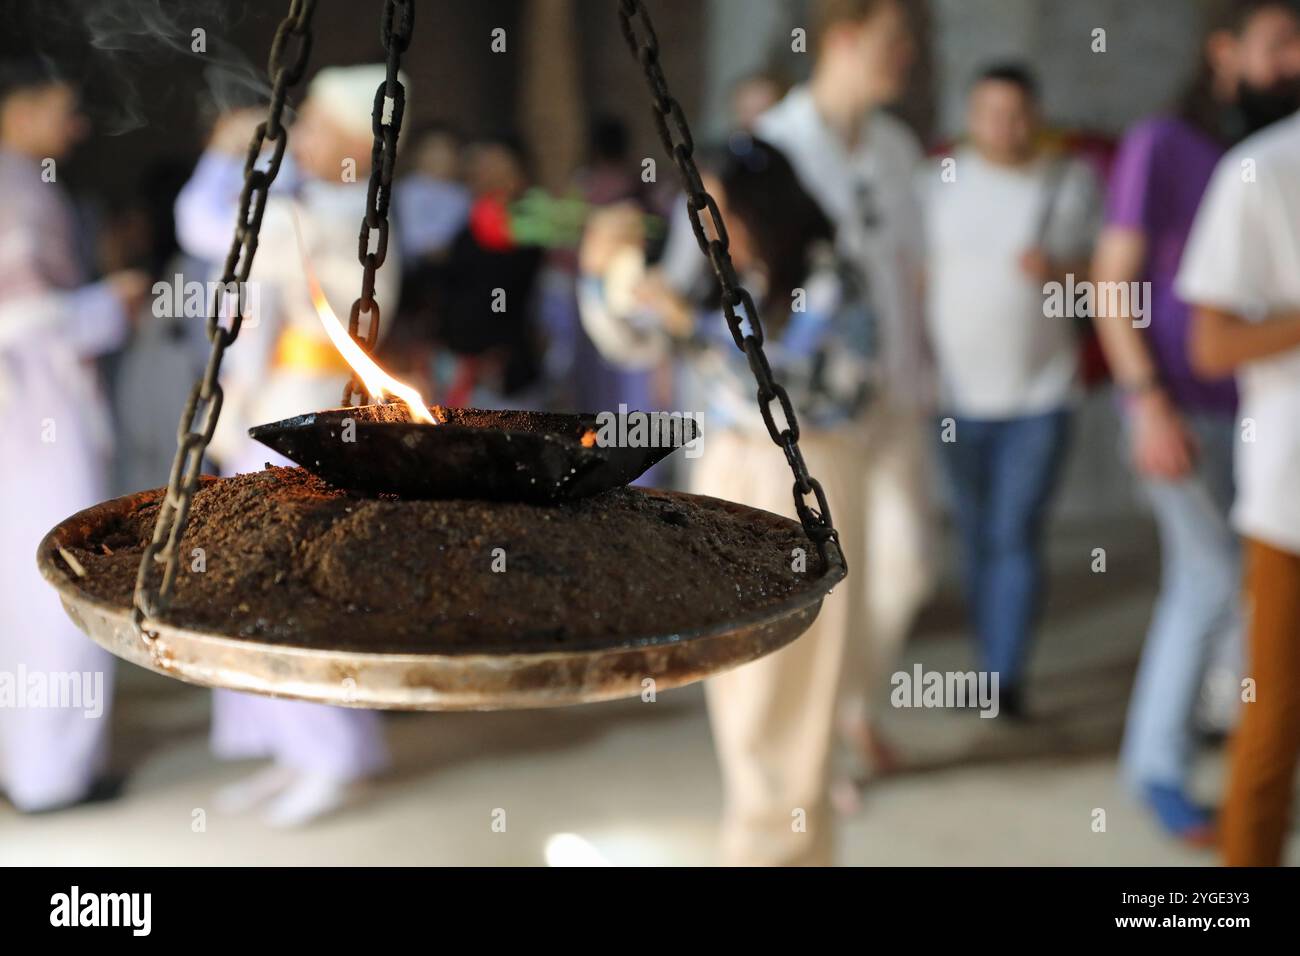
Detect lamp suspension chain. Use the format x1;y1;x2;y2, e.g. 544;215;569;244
616;0;845;571
131;0;318;650
341;0;414;406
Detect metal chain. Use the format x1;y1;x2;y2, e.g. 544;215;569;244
341;0;414;406
131;0;317;651
616;0;844;570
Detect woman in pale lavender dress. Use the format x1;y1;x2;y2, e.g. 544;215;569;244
174;67;407;826
0;61;148;812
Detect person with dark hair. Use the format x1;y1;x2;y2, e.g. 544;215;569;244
588;115;629;167
1091;0;1300;845
921;63;1101;719
1180;0;1300;139
434;134;546;405
579;135;881;866
974;62;1038;100
0;59;148;812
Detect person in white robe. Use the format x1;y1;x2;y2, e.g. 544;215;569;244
173;66;407;827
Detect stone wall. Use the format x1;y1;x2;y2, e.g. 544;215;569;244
930;0;1211;138
700;0;1213;142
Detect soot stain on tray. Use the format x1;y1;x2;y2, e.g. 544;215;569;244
65;467;820;654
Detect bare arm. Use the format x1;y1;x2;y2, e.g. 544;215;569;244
1190;305;1300;377
1090;227;1158;387
1091;225;1199;479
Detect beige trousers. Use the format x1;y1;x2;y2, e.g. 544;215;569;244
695;410;933;866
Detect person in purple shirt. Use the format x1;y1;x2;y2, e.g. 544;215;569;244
1092;0;1300;845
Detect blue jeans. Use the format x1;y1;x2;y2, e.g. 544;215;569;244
943;409;1072;690
1119;413;1240;791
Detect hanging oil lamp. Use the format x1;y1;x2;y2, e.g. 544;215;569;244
37;0;845;710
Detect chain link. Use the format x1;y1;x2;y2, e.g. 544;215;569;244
131;0;318;652
617;0;844;571
342;0;414;406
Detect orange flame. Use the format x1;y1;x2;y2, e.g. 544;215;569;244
290;211;435;424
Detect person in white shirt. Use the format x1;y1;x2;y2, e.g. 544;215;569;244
757;0;937;783
665;0;931;865
1177;108;1300;867
921;63;1100;717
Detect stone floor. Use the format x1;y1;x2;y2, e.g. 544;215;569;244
2;514;1294;866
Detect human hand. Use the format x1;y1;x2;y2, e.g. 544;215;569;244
633;272;692;338
106;269;152;321
1131;390;1198;480
579;203;645;276
1018;247;1054;283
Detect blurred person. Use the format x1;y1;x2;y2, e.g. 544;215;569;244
434;134;546;407
630;0;932;858
922;64;1101;717
0;60;148;812
559;115;660;419
388;123;469;385
1092;0;1300;844
394;122;470;267
1178;105;1300;868
579;136;880;867
174;66;405;827
654;69;791;308
752;0;934;802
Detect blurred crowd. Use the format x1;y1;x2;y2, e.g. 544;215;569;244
3;0;1300;866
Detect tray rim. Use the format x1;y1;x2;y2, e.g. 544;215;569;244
37;480;844;710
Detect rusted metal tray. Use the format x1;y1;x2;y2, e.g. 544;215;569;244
37;486;843;711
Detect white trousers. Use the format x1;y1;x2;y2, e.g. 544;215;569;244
207;437;389;781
